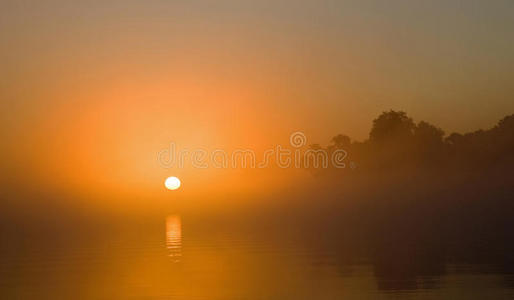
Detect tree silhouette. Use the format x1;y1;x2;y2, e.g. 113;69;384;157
331;134;351;148
309;110;514;175
414;121;444;145
369;110;415;143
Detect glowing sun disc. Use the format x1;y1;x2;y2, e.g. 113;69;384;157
165;177;181;190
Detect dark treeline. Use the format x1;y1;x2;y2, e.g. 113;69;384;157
309;110;514;177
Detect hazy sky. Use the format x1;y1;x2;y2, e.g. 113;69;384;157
1;0;513;209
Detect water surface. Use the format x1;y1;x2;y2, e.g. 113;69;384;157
1;214;513;299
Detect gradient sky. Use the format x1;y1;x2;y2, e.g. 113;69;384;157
1;0;513;211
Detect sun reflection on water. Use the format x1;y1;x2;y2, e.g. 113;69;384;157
165;215;182;262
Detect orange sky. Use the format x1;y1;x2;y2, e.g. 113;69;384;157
1;0;513;212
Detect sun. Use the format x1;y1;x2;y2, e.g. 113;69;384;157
164;176;181;190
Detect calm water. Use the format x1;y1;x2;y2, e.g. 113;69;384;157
1;214;513;299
